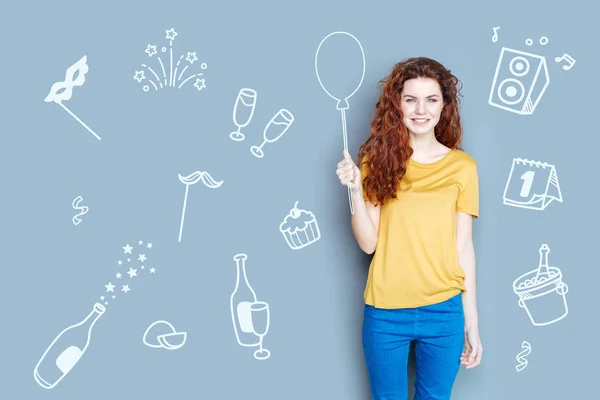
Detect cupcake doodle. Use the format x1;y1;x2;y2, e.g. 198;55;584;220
279;201;321;250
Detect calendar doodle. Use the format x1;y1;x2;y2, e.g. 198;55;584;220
503;158;562;211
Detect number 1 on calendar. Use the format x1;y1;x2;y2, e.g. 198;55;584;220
503;158;563;211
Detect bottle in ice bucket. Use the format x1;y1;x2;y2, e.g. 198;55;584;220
512;244;569;326
34;303;106;389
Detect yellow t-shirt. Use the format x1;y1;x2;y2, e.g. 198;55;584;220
360;148;479;309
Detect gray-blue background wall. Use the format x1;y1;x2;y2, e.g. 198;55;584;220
1;0;597;398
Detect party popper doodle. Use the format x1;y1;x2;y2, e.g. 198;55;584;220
133;28;208;92
44;55;101;141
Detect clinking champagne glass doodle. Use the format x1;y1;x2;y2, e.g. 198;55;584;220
230;88;257;141
315;31;366;214
250;301;271;360
250;109;295;158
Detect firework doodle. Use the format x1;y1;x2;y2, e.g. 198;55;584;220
133;28;208;93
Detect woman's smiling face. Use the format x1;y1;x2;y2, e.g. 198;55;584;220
400;77;444;136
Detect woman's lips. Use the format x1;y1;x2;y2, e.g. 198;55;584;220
410;118;430;125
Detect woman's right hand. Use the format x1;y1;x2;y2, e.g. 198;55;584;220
336;150;362;194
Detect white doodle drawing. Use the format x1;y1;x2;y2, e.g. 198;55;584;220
177;171;223;242
489;35;551;115
133;28;208;93
315;31;366;214
503;158;562;211
44;56;101;141
71;195;89;225
250;109;295;159
230;253;271;360
279;201;321;250
230;88;257;142
102;240;157;306
554;53;576;71
34;240;157;389
33;303;106;389
142;320;187;351
513;244;569;327
492;26;500;43
515;340;531;372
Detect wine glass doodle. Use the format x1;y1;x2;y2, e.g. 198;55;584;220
44;55;101;141
315;31;366;214
177;170;223;242
250;301;271;360
133;28;208;92
230;88;258;141
250;109;295;158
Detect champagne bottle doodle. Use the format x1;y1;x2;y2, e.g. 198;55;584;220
230;253;260;347
515;340;531;372
34;303;106;389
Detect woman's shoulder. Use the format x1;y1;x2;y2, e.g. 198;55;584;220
451;148;477;166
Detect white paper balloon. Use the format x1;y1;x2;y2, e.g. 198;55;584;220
315;31;366;110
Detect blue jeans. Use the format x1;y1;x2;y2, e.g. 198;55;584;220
362;293;465;400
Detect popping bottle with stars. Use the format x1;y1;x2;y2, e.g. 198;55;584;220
33;303;106;389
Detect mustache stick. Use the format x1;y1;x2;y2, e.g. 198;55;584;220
177;171;223;242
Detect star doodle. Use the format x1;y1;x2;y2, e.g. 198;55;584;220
117;260;123;265
147;243;153;249
105;282;116;292
138;254;147;262
122;284;131;293
133;71;145;83
100;296;105;300
123;244;133;254
138;240;144;245
186;52;198;64
127;267;138;278
194;78;206;91
116;272;122;279
145;44;157;57
165;28;178;41
149;267;156;273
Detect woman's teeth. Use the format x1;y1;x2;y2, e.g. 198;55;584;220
412;118;429;124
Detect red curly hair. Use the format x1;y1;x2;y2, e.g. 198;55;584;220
357;57;464;206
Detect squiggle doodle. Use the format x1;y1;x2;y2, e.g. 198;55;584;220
71;195;89;225
515;340;531;372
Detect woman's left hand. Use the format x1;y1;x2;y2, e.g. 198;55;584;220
461;323;483;369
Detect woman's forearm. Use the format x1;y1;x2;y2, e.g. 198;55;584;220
459;242;478;325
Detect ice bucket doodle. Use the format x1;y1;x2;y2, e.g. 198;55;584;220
513;244;569;327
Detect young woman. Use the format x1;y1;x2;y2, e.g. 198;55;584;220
336;57;483;400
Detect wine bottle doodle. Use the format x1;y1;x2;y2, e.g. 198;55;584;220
230;253;271;360
33;303;106;389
